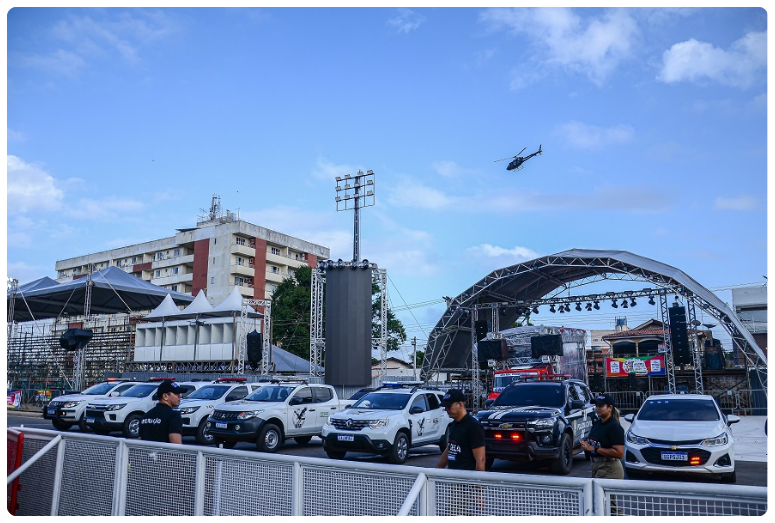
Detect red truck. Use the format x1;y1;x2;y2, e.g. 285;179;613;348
487;363;571;403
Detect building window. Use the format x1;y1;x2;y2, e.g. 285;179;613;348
271;247;281;256
173;267;179;275
156;252;163;260
131;256;137;264
155;270;161;277
174;248;181;256
236;237;246;246
211;277;215;284
271;266;279;274
236;256;245;266
171;285;178;292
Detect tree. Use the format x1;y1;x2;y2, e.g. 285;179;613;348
270;266;407;360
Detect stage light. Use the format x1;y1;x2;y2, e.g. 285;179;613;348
564;303;571;312
630;298;636;307
549;304;556;313
648;296;656;306
611;300;618;308
594;301;600;310
532;306;539;314
575;302;582;311
585;303;593;311
622;299;629;308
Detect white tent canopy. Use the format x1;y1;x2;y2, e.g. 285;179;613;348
141;288;262;323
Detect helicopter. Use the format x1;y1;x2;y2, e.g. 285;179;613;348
494;144;542;172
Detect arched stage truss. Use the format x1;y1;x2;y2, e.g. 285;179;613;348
422;249;766;405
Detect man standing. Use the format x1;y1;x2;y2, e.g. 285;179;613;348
139;380;185;443
436;389;486;515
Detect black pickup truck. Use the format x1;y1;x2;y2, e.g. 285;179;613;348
474;379;597;474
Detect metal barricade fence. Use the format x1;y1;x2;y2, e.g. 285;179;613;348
7;428;766;516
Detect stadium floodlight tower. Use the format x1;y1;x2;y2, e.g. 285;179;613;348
310;170;387;387
335;170;375;262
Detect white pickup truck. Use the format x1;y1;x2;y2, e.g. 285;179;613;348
206;381;347;452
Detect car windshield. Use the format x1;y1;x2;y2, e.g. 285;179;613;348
121;384;158;398
637;398;721;421
352;392;411;410
493;373;537;389
80;382;116;395
244;386;294;402
493;384;565;408
348;389;372;401
185;385;229;400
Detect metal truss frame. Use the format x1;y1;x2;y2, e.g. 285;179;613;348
237;299;272;375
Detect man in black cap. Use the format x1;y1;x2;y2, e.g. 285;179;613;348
436;389;486;515
139;380;185;443
581;393;625;514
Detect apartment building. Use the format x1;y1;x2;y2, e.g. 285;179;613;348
54;208;329;306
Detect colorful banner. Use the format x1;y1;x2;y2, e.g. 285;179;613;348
7;390;22;409
605;355;666;377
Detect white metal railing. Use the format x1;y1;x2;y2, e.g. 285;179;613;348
8;428;766;517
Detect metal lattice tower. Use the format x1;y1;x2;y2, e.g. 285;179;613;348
237;299;272;375
659;292;677;394
374;268;388;379
686;297;705;394
310;268;325;378
470;308;481;411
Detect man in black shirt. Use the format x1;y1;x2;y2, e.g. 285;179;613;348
139;380;185;443
436;389;486;515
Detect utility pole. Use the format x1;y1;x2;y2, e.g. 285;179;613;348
412;337;417;379
335;170;375;262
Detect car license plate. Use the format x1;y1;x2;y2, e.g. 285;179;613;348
47;408;55;415
215;422;227;429
86;417;95;424
661;451;688;461
337;434;354;442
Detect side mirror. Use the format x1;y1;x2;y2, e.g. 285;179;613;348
289;397;303;406
109;391;120;397
484;399;494;408
727;414;741;425
344;403;352;409
409;406;424;415
624;413;634;422
570;399;585;410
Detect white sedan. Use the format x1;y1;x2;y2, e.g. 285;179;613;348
624;394;739;483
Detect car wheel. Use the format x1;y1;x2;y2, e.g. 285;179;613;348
437;426;450;452
215;439;237;449
550;433;574;475
256;423;282;452
123;413;142;438
720;471;737;483
195;418;215;445
325;448;346;459
52;419;73;431
77;416;89;432
389;431;410;464
295;435;313;445
485;457;495;471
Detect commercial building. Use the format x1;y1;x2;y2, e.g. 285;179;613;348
54;197;330;305
732;285;767;357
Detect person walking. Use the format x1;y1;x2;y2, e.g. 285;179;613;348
139;380;185;443
436;389;486;515
581;393;625;515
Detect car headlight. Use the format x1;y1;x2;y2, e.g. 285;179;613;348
62;401;84;408
325;416;334;426
177;406;200;415
237;410;263;420
106;404;127;411
701;432;729;446
368;419;389;429
528;419;555;430
626;431;650;445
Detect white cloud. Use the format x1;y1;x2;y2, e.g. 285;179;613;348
311;156;361;182
6;155;64;213
465;243;541;271
65;197;145;220
384;178;458;210
714;195;758;211
481;7;639;86
658;31;766;89
387;8;426;34
556;121;634;149
431;160;477;179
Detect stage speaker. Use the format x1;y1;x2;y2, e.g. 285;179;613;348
668;305;692;365
477;339;508;361
474;320;489;342
530;334;563;358
59;328;93;351
247;330;263;365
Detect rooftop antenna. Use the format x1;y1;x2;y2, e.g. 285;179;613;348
198;194;223;224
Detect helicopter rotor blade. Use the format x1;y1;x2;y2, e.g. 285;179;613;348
516;147;526;156
494;156;516;162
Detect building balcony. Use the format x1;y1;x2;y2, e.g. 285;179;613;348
231;263;255;277
152;253;194;270
231;243;255;257
152;273;193;287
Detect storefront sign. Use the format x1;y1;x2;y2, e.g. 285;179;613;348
605;355;666;377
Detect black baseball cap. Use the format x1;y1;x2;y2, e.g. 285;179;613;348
440;389;467;407
157;380;185;396
593;393;615;407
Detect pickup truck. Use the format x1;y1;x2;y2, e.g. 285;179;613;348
475;379;597;474
44;380;140;431
206;381;347;452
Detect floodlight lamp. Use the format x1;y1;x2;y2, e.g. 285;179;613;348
585;303;593;311
611;300;618;308
336;176;342;182
335;196;342;202
630;298;636;307
593;301;600;310
575;302;582;311
360;259;370;269
559;306;565;313
366;170;374;175
564;303;571;312
549;304;556;313
366;190;374;196
366;180;374;185
648;296;656;306
622;300;629;308
336;259;344;269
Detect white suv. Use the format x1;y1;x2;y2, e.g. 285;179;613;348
175;379;259;445
84;380;207;438
44;380;140;431
321;384;452;464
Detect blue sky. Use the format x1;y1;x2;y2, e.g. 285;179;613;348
5;7;768;360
